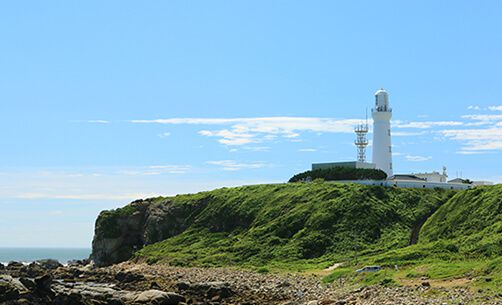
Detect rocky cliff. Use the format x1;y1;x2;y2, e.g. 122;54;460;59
91;195;211;267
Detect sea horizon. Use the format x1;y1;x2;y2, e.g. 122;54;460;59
0;247;91;265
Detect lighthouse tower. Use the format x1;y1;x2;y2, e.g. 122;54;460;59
372;88;393;177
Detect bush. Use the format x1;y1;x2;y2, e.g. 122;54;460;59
289;167;387;183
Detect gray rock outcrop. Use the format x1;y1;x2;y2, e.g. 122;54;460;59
91;196;210;267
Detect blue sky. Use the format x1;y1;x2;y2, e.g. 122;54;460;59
1;1;502;247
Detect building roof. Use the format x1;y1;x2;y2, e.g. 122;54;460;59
448;178;469;184
388;174;426;182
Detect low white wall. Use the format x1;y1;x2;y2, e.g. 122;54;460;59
331;180;472;190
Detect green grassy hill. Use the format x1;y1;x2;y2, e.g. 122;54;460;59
92;182;502;294
121;183;454;268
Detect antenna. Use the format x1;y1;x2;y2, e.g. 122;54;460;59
354;117;369;163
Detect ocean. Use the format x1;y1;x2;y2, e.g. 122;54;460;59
0;248;91;265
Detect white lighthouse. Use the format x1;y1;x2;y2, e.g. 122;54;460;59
372;88;393;177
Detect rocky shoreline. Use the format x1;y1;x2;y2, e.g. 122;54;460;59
1;260;501;305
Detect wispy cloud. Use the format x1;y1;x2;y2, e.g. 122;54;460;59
206;160;270;171
119;165;191;176
441;127;502;153
405;155;432;162
394;121;463;129
0;168;272;202
86;120;110;124
16;193;157;201
488;106;502;111
158;132;171;138
392;131;427;137
298;148;317;152
461;114;502;124
132;117;362;146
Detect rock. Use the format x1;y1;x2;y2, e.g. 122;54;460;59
0;275;28;302
20;262;46;277
114;271;145;283
0;262;4;270
150;281;162;289
421;281;431;288
35;274;53;291
193;281;234;299
19;277;36;291
175;281;190;291
0;281;20;302
36;259;63;270
91;197;210;267
52;293;87;305
133;290;185;304
67;259;90;267
7;261;24;270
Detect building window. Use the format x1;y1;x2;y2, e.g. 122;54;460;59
390;163;393;170
388;129;391;136
389;146;392;153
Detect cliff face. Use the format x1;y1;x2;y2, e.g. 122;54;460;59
91;196;210;267
91;183;455;267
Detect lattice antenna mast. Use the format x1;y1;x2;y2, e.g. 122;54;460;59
354;115;369;162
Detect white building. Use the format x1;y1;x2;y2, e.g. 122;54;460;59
413;167;448;183
372;89;393;177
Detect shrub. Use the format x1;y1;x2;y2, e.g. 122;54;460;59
289;167;387;183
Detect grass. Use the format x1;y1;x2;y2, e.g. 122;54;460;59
94;182;502;294
129;182;455;270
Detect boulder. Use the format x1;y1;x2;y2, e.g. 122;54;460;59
20;262;46;277
132;290;184;304
0;275;28;302
175;281;190;291
36;259;63;270
0;281;20;302
0;262;4;270
34;273;55;300
196;281;234;299
114;271;145;283
7;261;24;270
67;259;90;267
19;277;36;291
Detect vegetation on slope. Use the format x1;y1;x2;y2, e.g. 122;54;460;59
131;182;452;269
322;185;502;294
93;183;502;294
288;167;387;183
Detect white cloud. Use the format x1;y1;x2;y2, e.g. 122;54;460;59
16;193;157;201
395;121;463;129
405;155;432;162
298;148;317;152
120;165;191;176
456;151;491;155
392;131;427;137
468;105;481;110
488;106;502;111
86;120;110;124
198;129;255;145
158;132;171;138
244;146;270;152
206;160;270;171
441;127;502;153
0;168;275;203
133;117;363;146
461;114;502;122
